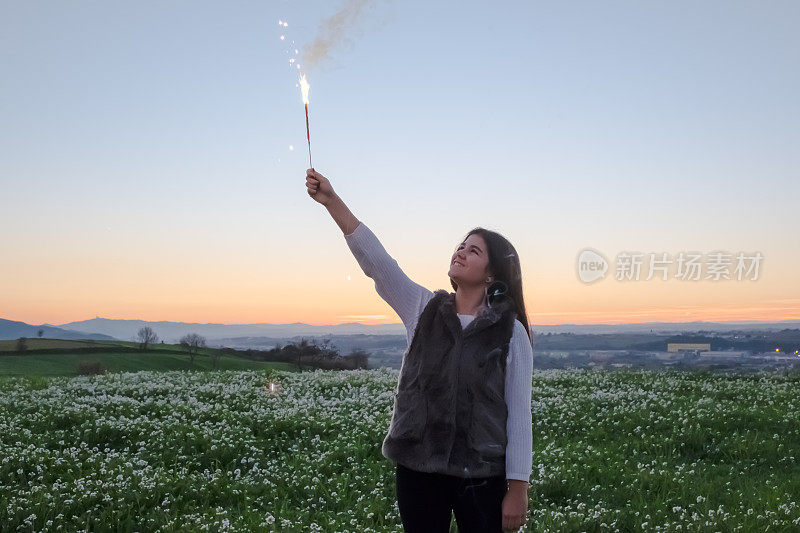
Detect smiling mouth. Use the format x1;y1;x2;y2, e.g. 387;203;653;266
452;261;465;267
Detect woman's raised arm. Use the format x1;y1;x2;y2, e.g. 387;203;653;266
305;169;433;339
306;168;360;236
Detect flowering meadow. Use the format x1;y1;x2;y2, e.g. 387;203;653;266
1;368;799;532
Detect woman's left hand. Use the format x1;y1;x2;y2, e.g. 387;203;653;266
502;483;529;531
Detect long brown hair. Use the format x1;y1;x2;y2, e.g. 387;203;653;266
449;227;531;343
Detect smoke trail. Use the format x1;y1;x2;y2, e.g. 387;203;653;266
302;0;375;71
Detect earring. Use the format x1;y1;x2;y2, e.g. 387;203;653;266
486;280;509;308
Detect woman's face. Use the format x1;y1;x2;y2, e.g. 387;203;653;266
448;233;491;287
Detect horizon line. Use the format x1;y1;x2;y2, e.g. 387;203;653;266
8;315;800;329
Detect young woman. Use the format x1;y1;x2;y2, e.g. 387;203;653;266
305;168;532;532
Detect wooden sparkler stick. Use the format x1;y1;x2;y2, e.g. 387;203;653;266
305;103;313;169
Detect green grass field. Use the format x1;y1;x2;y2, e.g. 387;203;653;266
0;337;149;351
0;338;292;376
1;368;799;531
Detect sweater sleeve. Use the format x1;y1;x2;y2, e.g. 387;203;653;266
343;221;434;345
505;319;533;483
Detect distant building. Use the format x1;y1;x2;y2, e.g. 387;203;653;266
667;343;711;353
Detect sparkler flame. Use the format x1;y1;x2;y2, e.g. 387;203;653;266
299;74;310;105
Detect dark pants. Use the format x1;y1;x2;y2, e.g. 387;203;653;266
395;462;506;532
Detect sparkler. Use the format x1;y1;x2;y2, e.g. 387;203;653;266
299;74;313;169
280;20;314;169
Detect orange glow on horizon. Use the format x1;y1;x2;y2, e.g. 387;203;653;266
3;304;798;328
3;247;798;328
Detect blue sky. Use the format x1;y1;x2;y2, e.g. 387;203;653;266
1;1;798;325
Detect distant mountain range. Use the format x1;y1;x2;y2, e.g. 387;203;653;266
52;317;406;343
0;318;117;341
530;320;800;334
2;316;799;344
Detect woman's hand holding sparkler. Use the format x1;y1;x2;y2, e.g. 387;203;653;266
306;168;360;236
306;168;334;206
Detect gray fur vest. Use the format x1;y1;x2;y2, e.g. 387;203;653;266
381;288;517;478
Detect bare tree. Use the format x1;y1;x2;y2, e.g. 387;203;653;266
346;348;369;369
179;333;207;365
137;326;159;352
37;329;44;338
294;338;314;372
211;347;223;370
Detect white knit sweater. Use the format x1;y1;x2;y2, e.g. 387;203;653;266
343;221;533;483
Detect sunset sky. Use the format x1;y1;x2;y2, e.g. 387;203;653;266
2;1;798;327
